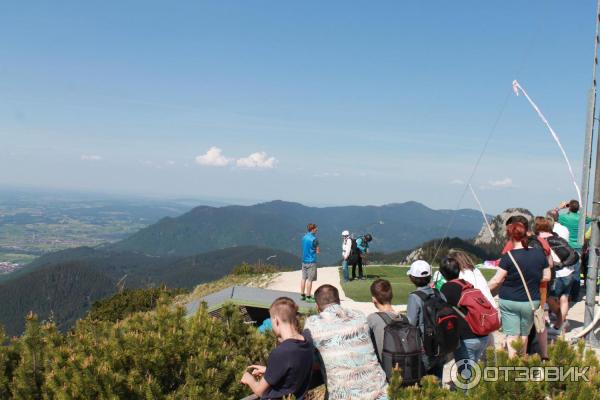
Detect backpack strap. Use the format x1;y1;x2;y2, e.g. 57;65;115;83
412;290;429;302
451;305;468;320
449;279;473;291
376;312;395;325
507;251;536;311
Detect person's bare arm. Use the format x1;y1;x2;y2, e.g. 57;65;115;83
249;365;266;377
542;267;551;283
488;269;507;296
240;367;270;397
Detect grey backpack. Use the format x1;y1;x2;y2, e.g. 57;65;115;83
377;312;424;386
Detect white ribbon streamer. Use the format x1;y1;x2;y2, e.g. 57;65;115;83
512;80;582;204
468;184;494;238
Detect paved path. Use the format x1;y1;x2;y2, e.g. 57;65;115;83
266;266;401;314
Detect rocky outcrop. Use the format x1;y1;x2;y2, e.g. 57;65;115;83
474;208;534;256
404;247;425;264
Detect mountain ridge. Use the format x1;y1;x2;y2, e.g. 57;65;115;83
111;200;487;263
0;245;299;336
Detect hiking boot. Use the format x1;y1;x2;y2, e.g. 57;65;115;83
305;296;316;303
301;294;306;301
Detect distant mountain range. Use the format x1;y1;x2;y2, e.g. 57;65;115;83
112;200;487;263
0;199;487;335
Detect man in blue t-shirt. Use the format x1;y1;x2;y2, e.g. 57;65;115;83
301;223;320;303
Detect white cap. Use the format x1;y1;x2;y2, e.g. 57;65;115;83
341;230;350;236
407;260;432;278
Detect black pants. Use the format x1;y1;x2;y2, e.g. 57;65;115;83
351;256;363;279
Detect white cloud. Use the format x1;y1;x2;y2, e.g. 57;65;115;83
236;152;277;169
81;154;103;161
488;177;514;188
450;179;464;185
195;147;231;167
166;160;176;166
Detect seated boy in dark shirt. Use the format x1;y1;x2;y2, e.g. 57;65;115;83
241;297;314;400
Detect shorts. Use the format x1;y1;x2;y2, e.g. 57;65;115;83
499;299;540;336
550;276;573;298
302;263;317;281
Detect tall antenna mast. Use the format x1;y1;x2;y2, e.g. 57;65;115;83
582;0;600;346
579;1;600;249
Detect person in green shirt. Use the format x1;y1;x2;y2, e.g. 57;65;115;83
557;200;591;301
557;200;590;250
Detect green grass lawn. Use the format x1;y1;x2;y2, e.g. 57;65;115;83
340;265;497;305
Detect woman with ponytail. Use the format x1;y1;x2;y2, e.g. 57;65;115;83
489;222;551;357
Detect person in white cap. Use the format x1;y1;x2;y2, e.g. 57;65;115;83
340;230;352;282
406;260;445;381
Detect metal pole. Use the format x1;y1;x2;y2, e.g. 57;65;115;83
580;0;600;247
585;0;600;347
579;89;595;245
585;194;600;346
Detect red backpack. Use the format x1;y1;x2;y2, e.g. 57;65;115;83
450;279;500;336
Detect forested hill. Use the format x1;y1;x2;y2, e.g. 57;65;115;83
0;246;299;336
112;200;486;263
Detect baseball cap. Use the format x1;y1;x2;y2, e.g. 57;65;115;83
341;230;350;236
407;260;432;277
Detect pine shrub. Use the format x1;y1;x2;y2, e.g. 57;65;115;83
388;338;600;400
0;302;598;399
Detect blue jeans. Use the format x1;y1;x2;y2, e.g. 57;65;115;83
454;336;489;363
341;260;349;281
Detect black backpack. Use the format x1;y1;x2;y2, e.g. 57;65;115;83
347;239;360;264
413;289;460;358
546;234;579;267
376;313;424;386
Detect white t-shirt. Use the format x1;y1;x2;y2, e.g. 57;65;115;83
459;267;497;308
555;266;573;278
553;223;570;242
341;237;352;259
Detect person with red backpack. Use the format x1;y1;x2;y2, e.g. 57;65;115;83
439;256;499;363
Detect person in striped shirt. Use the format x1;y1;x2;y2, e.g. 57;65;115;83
303;284;388;400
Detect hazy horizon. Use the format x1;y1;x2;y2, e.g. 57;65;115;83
2;183;563;216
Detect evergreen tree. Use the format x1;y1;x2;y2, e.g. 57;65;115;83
0;327;10;399
10;314;60;400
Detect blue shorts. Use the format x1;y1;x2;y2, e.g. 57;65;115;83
550;275;573;298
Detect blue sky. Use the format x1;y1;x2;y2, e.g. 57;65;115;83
0;1;596;213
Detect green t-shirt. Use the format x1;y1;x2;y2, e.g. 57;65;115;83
433;271;446;290
558;211;590;250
